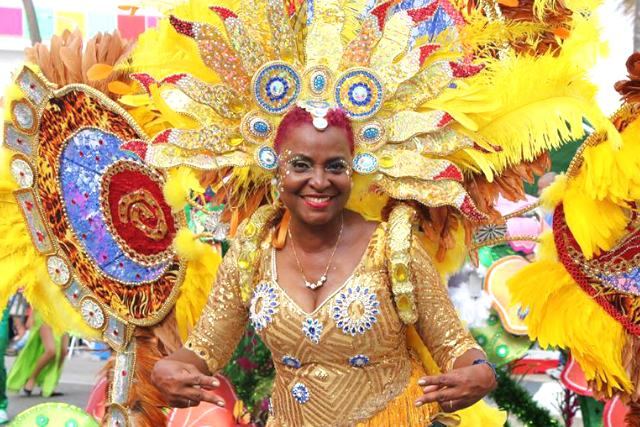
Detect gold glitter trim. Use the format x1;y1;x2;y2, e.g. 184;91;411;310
387;203;418;324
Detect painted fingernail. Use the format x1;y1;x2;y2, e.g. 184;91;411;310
418;379;426;386
217;399;225;407
211;379;219;387
415;400;423;407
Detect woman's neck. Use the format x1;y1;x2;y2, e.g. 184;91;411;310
288;212;345;252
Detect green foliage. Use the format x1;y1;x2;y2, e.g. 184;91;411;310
491;367;561;427
223;325;275;423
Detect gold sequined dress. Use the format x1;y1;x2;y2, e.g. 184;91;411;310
186;222;481;426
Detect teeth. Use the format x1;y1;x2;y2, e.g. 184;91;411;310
305;196;330;203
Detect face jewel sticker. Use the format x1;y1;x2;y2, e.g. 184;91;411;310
255;145;278;170
47;256;71;286
11;99;38;134
253;62;301;114
335;68;384;121
80;297;106;330
291;382;310;404
352;152;379;175
10;157;34;188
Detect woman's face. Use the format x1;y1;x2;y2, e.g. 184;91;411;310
277;122;352;226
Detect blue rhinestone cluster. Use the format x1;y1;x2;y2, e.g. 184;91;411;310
291;382;310;404
282;355;302;369
249;282;280;331
302;317;323;344
349;354;370;368
332;285;381;336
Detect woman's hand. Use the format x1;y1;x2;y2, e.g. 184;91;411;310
151;358;225;408
415;362;497;412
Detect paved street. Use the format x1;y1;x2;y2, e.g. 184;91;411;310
5;352;105;419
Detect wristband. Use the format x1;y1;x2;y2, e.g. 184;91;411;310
472;358;497;381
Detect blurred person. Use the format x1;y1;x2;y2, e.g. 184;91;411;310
7;311;68;397
0;307;10;424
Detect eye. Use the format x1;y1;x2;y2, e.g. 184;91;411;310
290;159;311;172
326;160;348;173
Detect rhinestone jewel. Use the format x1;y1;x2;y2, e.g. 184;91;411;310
47;256;70;285
313;75;325;90
349;354;370;367
282;355;302;369
10;158;34;188
352;153;378;174
302;317;323;344
13;102;35;130
249;282;280;331
81;299;106;329
256;146;278;170
251;119;270;136
291;382;310;404
363;126;380;140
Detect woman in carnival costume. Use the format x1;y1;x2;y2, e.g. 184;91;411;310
0;0;616;425
138;0;612;425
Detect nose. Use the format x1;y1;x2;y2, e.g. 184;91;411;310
308;165;330;191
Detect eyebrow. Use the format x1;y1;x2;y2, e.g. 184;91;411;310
286;154;349;163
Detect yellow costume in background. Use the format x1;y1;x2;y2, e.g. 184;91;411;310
187;217;481;426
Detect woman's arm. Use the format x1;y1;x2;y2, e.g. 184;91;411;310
408;235;496;411
151;238;249;408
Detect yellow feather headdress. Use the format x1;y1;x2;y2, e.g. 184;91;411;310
121;0;609;266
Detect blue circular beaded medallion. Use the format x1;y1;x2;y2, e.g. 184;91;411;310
291;383;310;404
253;62;301;114
349;354;370;368
249;282;280;332
255;145;278;171
331;285;380;336
352;153;379;174
282;355;302;369
335;68;383;121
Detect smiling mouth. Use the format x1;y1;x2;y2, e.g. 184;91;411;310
301;195;333;203
300;195;336;208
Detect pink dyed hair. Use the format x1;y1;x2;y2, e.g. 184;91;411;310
273;106;355;154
